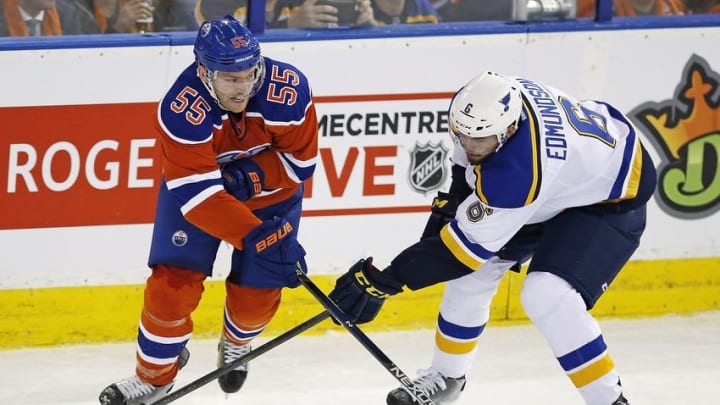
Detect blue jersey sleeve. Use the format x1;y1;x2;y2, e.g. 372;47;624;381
473;100;542;209
158;63;221;144
248;57;313;124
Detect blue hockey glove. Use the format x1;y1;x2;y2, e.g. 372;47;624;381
222;159;265;202
420;192;459;240
240;217;307;288
328;258;403;324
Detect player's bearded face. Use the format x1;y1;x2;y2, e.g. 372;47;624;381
210;68;259;113
453;131;499;165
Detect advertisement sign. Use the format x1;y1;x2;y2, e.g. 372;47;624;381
1;29;719;289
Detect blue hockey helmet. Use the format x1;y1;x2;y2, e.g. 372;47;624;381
193;16;265;107
194;15;262;73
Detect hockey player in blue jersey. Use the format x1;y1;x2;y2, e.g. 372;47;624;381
329;72;656;405
98;15;318;405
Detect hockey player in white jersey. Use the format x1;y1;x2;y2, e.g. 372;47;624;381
328;72;656;405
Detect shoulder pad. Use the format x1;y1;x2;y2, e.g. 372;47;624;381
158;65;221;144
473;104;542;208
248;57;313;124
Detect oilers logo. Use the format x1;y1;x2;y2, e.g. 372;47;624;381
200;22;212;37
408;142;448;194
216;145;269;165
172;230;188;247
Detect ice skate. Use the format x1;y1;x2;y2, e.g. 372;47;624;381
613;392;630;405
98;347;189;405
386;368;466;405
611;378;630;404
217;335;251;393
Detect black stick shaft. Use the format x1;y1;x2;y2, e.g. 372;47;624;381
296;270;436;405
149;311;330;405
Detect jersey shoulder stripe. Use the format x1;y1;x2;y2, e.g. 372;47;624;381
600;101;642;201
278;151;316;182
247;57;313;125
474;95;542;209
158;64;221;145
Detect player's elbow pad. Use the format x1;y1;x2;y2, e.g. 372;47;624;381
388;236;473;290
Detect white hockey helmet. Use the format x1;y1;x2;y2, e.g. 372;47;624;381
449;72;522;150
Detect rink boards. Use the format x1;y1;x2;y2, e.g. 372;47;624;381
1;17;720;349
1;257;718;349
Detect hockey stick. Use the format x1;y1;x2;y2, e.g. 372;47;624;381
148;310;331;405
296;268;437;405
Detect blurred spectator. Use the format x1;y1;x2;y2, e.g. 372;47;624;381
577;0;688;16
430;0;511;22
194;0;374;28
195;0;299;27
54;0;101;33
685;0;720;13
95;0;153;32
1;0;63;36
154;0;196;31
371;0;438;24
0;0;140;35
286;0;374;28
54;0;154;33
54;0;195;34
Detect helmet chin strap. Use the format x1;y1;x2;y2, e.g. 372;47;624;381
495;113;524;151
494;133;507;151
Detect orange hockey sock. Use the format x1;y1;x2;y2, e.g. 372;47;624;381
136;265;206;385
222;281;281;344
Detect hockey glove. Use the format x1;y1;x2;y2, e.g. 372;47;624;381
420;191;459;240
239;217;307;288
221;159;265;202
328;257;403;324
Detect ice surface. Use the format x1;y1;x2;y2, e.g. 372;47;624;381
1;312;718;404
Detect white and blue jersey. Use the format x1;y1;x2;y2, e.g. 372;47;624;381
386;76;655;295
441;77;648;270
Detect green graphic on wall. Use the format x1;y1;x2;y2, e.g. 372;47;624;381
631;54;720;218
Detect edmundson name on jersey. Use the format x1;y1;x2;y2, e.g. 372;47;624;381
517;78;569;161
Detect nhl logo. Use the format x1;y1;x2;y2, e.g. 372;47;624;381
408;142;448;194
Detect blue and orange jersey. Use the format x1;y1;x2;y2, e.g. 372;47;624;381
156;57;318;250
